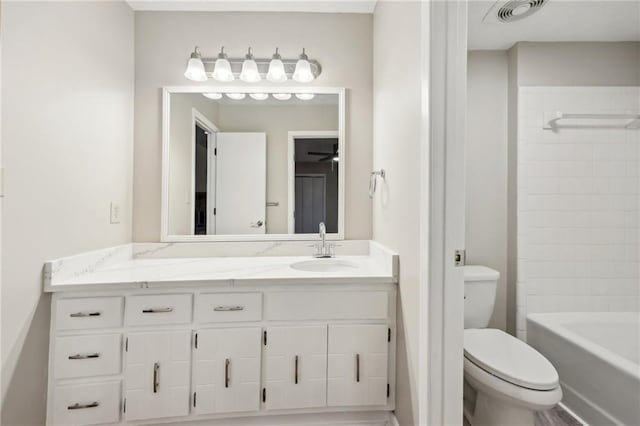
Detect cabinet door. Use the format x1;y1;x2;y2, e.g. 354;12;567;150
193;327;261;415
327;324;389;406
124;330;191;421
263;325;327;410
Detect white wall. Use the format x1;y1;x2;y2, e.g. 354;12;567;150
134;12;372;241
1;2;134;424
466;51;509;330
372;2;423;424
517;87;640;339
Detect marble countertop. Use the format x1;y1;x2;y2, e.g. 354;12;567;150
43;242;398;292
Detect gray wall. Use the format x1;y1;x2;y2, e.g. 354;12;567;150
466;51;509;331
134;12;373;241
467;42;640;334
1;2;134;424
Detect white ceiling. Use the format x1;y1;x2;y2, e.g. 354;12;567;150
126;0;377;14
469;0;640;50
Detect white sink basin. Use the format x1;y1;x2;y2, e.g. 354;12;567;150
290;259;358;273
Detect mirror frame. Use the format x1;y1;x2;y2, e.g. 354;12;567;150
161;86;346;242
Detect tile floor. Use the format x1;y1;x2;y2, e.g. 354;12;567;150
463;406;582;426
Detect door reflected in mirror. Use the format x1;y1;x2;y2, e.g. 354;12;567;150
162;89;345;240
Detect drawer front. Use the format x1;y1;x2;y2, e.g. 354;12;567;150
51;381;121;426
54;334;122;379
55;297;123;330
126;294;192;326
196;293;262;323
265;291;389;320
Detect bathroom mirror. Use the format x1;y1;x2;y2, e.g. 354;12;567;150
161;87;345;241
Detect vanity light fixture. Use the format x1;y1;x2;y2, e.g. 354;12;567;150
295;93;315;101
203;93;223;100
183;47;207;82
184;46;322;82
267;48;287;83
273;93;292;101
212;47;234;82
226;93;246;100
240;48;261;83
249;93;269;101
293;48;315;83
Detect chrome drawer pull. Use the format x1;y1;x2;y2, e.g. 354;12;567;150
294;355;299;384
153;362;160;393
213;305;245;312
68;353;100;360
69;311;101;318
67;402;99;410
225;358;231;388
142;307;173;314
356;353;360;382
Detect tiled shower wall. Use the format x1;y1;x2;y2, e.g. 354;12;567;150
517;87;640;339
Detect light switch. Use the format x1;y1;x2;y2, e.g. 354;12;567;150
110;202;121;224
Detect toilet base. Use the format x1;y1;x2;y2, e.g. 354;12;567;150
466;391;535;426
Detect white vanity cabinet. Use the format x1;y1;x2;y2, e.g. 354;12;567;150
123;330;192;421
193;327;262;415
46;284;396;426
263;325;328;410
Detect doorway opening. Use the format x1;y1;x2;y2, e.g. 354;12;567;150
288;131;339;234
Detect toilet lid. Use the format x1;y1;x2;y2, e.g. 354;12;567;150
464;329;559;390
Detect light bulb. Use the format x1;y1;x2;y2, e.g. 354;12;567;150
212;47;234;82
240;47;261;83
203;93;223;100
249;93;269;100
267;48;287;83
226;93;246;100
295;93;315;100
184;47;207;82
292;48;315;83
273;93;292;101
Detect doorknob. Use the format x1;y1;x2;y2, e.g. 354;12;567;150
250;220;264;228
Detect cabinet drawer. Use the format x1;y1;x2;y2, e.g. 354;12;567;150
196;293;262;323
54;334;122;379
265;291;389;320
55;297;123;330
51;381;121;426
126;294;192;326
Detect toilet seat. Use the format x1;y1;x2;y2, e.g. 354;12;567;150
464;329;559;391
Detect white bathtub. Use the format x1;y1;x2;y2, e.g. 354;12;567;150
527;312;640;426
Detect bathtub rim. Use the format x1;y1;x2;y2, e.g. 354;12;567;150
526;312;640;380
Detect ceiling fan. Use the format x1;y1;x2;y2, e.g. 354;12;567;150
307;143;339;162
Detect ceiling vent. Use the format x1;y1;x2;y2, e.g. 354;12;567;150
483;0;549;24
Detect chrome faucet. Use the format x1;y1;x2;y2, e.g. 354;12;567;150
313;222;334;258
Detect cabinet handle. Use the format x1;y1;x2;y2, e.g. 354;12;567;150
69;311;101;318
356;354;360;383
213;305;245;312
142;307;173;314
67;402;99;410
68;353;100;360
294;355;299;384
153;362;160;393
225;358;230;388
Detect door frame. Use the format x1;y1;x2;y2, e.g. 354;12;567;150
190;108;219;235
287;131;341;235
420;1;468;425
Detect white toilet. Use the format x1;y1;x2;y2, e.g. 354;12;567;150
463;266;562;426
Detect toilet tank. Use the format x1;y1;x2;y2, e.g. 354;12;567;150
463;265;500;329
